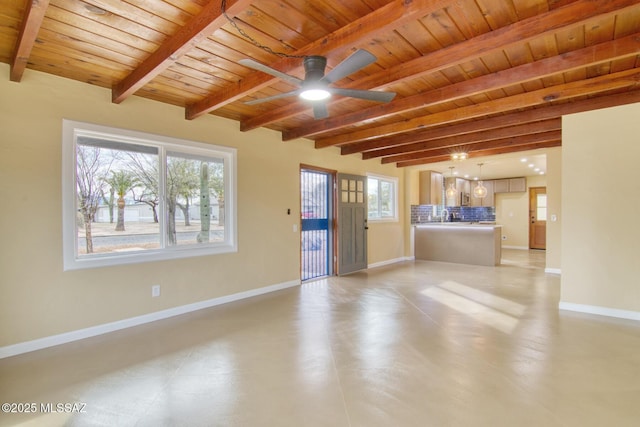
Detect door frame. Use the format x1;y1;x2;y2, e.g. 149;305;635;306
300;164;337;280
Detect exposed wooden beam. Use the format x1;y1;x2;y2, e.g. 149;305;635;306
340;90;640;155
186;0;451;120
380;130;561;164
10;0;50;82
315;68;640;148
282;32;640;141
396;140;562;168
366;119;560;161
112;0;251;104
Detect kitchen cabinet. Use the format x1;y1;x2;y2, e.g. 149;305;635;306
470;180;494;207
508;177;526;192
419;170;443;205
494;177;526;193
445;177;470;207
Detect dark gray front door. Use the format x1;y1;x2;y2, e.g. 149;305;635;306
337;173;368;275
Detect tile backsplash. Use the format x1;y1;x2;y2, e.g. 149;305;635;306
411;205;495;223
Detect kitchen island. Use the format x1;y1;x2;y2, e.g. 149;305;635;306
414;223;502;266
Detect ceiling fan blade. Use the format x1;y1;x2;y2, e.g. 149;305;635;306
238;58;303;86
313;103;329;120
330;88;396;103
244;90;300;105
322;49;377;84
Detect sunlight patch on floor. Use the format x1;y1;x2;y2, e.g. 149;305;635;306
421;281;525;334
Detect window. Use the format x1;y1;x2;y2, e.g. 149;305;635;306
367;174;398;221
62;120;237;270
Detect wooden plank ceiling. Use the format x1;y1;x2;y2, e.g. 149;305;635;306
2;0;640;171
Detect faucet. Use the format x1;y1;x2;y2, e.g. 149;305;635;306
441;208;449;223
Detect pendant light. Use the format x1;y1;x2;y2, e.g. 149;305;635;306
473;163;488;198
445;166;457;199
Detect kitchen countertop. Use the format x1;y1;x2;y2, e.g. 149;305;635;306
414;222;502;266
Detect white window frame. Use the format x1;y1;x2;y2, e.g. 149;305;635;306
367;173;398;222
62;120;237;270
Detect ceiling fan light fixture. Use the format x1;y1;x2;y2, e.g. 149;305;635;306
299;88;331;101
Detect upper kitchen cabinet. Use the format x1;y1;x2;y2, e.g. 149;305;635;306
470;180;495;207
419;170;443;205
494;177;526;193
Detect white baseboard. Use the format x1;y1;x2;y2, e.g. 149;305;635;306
545;268;561;275
502;245;529;250
0;279;301;359
559;301;640;322
368;256;412;269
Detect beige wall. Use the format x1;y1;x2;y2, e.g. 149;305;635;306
0;65;405;347
494;175;547;249
545;147;562;272
561;102;640;313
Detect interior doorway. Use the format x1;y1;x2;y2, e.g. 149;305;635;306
300;166;336;281
529;187;547;250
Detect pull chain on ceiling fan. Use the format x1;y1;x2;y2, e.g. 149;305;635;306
239;49;396;119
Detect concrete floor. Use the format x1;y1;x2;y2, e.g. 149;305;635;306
1;249;639;426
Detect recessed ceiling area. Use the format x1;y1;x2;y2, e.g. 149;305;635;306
418;149;548;181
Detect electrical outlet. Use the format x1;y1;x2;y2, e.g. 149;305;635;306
151;285;161;298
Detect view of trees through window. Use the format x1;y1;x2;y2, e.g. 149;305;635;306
75;137;225;256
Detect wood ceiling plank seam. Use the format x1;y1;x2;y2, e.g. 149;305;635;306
44;5;161;54
186;0;453;119
119;0;196;25
31;36;137;74
395;19;444;56
112;0;254;104
372;121;562;161
380;130;563;164
420;7;469;48
247;0;639;133
85;0;182;35
52;0;173;42
257;0;334;40
314;67;640;147
175;56;241;85
444;0;493;39
612;6;640;37
284;33;640;141
149;74;217;98
26;51;124;85
242;4;314;49
40;15;156;60
161;64;228;91
140;77;211;99
28;46;130;77
35;27;140;68
229;8;307;55
10;0;50;82
511;0;551;20
474;0;520;30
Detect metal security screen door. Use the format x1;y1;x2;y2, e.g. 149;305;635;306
300;168;334;281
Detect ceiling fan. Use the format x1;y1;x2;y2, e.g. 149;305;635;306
239;49;396;119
